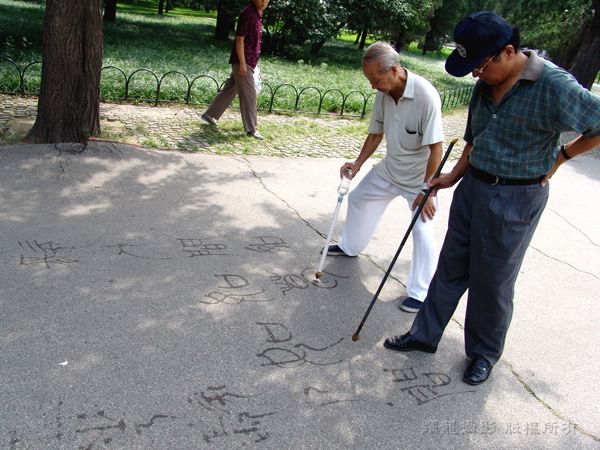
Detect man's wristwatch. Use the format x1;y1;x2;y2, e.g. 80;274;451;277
560;144;572;160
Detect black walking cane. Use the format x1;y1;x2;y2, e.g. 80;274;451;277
351;138;458;341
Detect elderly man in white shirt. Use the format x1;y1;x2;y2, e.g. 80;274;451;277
327;41;444;313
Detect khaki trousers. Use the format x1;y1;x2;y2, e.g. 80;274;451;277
205;64;258;133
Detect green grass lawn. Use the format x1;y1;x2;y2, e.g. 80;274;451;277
0;0;474;115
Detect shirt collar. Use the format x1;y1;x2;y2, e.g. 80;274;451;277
402;68;415;99
478;50;544;97
382;68;413;103
520;50;544;81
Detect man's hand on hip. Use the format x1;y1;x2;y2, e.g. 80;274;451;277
412;193;436;222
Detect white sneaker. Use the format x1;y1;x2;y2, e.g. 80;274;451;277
247;131;264;140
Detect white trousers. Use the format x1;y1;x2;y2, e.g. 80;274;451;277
339;169;438;301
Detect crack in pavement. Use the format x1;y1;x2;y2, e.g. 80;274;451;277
236;156;327;240
548;208;600;247
530;246;599;281
238;154;600;444
238;156;404;286
503;360;600;444
54;143;87;175
451;316;599;443
363;254;405;287
54;144;65;175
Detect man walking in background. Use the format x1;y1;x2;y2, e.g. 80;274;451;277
384;11;600;386
328;42;444;313
201;0;269;140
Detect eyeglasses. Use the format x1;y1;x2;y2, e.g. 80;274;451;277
473;54;498;75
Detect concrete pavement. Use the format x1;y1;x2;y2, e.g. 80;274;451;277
1;141;599;449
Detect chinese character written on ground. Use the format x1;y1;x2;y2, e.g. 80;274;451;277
188;386;275;444
202;274;274;305
255;322;344;368
268;268;348;295
245;236;291;253
303;386;359;408
105;242;172;260
74;407;177;447
18;240;78;268
385;367;476;406
176;238;232;257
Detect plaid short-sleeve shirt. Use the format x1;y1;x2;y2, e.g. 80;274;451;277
465;51;600;179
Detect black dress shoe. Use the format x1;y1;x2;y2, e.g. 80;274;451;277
462;357;492;385
383;332;437;353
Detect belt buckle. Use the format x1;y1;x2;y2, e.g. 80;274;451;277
491;175;499;186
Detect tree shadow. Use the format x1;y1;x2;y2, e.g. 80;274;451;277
0;142;596;448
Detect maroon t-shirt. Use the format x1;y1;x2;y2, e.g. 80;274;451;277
229;4;263;69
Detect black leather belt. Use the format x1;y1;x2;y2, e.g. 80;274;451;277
470;166;543;186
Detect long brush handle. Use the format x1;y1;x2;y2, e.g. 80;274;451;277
352;138;458;340
316;195;344;275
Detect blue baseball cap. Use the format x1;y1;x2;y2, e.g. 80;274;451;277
445;11;513;77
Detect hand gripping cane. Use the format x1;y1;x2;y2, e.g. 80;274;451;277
351;138;458;341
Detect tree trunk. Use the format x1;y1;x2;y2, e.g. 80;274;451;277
262;21;272;53
422;30;438;56
567;1;600;90
26;0;103;144
104;0;116;22
158;0;164;15
354;30;361;45
310;39;327;55
393;32;405;52
358;28;368;50
215;1;235;41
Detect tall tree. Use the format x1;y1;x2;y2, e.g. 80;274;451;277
566;0;599;89
264;0;351;56
347;2;377;50
214;0;241;41
502;0;597;89
346;0;435;52
26;0;103;144
422;0;469;54
104;0;117;22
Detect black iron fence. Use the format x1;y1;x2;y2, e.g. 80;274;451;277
0;57;474;118
440;86;474;109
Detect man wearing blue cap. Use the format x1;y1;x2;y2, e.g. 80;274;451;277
383;11;600;385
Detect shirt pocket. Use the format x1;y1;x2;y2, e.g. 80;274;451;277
400;127;423;150
506;113;543;139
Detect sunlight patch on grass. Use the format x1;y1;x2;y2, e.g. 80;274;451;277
1;0;474;116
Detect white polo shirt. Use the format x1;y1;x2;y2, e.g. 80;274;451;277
368;69;444;193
